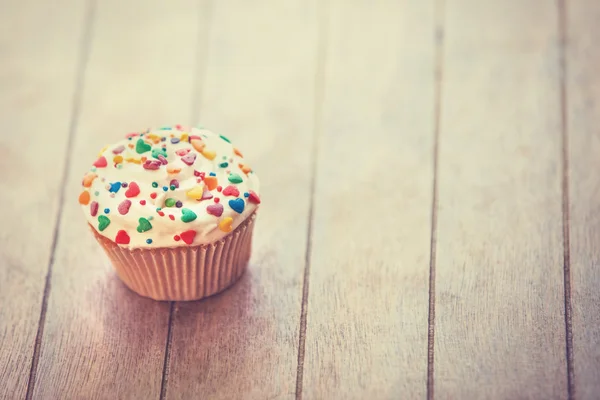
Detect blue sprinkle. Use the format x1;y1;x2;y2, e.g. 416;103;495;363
171;137;180;144
109;182;121;193
244;192;249;198
209;172;216;177
104;208;110;214
162;186;168;191
146;238;153;244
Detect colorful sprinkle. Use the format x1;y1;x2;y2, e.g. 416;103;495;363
167;165;181;174
180;133;189;142
176;201;183;208
174;235;181;242
82;172;97;187
204;176;218;190
109;182;121;193
228;198;245;214
125;182;140;198
181;153;197;166
165;198;176;207
104;208;110;214
143;160;161;170
118;199;132;215
170;179;179;189
219;217;233;233
136;217;152;233
112;145;125;154
171;137;180;144
220;134;231;143
239;163;252;174
90;201;99;217
98;215;110;231
248;190;261;204
151;147;167;159
113;155;123;164
158;155;168;165
150;192;157;199
93;156;107;168
214;197;220;203
176;148;190;156
135;139;151;154
180;230;196;245
186;185;205;200
78;191;91;205
152;182;158;188
115;230;130;244
209;172;216;177
181;208;197;223
219;162;229;168
191;139;205;152
201;149;216;160
228;173;243;184
162;186;168;192
140;200;146;205
233;147;243;157
206;203;224;217
169;215;175;220
201;187;213;200
146;238;153;244
222;185;240;197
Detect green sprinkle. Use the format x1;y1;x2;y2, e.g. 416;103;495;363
228;173;243;184
170;185;176;191
94;191;100;196
165;198;176;207
219;162;229;168
98;215;110;231
152;182;158;188
220;134;231;143
135;138;151;154
181;208;197;223
137;217;152;233
151;147;167;159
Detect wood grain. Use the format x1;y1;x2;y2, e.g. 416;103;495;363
301;0;435;398
30;1;205;398
566;1;600;398
163;1;318;398
0;1;86;398
433;1;568;398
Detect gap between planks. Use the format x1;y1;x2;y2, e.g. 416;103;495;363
294;1;329;399
24;1;97;398
557;0;575;398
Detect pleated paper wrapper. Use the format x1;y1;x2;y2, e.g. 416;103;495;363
91;214;255;301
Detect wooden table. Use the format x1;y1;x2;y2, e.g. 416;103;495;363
1;0;599;399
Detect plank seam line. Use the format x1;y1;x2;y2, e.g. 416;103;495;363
295;1;329;399
24;1;97;398
427;1;445;399
160;2;215;399
557;0;575;398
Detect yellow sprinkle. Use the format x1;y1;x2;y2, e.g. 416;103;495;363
201;149;216;160
186;185;205;200
125;157;141;164
191;139;205;152
180;133;189;142
219;217;233;233
97;145;108;157
113;155;123;164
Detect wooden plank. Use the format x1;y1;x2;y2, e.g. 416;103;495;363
30;0;205;398
163;1;318;399
566;1;600;398
301;0;435;398
433;1;568;398
0;1;86;398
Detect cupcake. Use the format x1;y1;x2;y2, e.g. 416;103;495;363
78;125;260;301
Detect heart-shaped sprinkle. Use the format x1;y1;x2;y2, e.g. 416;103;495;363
115;230;130;244
175;148;190;156
165;198;176;207
228;173;243;184
186;185;205;200
201;187;213;200
228;198;245;214
152;147;167;159
118;199;132;215
135;139;151;154
191;139;205;152
109;182;121;193
79;191;91;205
204;176;218;190
98;215;111;231
180;230;196;245
247;190;261;204
112;145;125;154
201;149;216;160
90;201;99;217
137;217;152;233
93;156;107;168
82;172;97;187
219;217;233;233
181;153;197;166
222;185;240;197
206;203;224;217
180;133;189;141
125;182;140;198
181;208;197;223
143;160;161;170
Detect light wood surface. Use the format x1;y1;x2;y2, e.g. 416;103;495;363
0;1;86;398
2;0;599;399
567;1;600;399
433;1;568;399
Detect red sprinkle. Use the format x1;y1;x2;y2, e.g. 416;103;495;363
222;185;239;197
247;190;261;204
169;215;175;220
150;192;157;199
189;135;202;141
140;200;146;205
125;182;140;198
174;235;181;241
158;211;165;217
214;198;220;203
93;156;107;168
217;186;222;192
180;230;197;245
90;201;99;217
115;230;130;245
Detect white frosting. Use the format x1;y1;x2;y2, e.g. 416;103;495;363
79;126;260;249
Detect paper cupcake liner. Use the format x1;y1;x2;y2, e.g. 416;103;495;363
91;214;255;301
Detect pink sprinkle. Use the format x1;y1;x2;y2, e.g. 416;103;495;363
90;201;99;217
118;199;132;215
158;154;168;165
143;160;161;170
112;145;125;154
176;148;190;156
181;153;196;166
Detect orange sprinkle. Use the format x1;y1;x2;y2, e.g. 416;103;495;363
167;165;181;174
128;143;134;149
239;163;252;174
191;139;205;153
141;156;147;162
219;217;233;233
78;191;91;205
82;172;97;187
180;133;189;142
204;176;218;190
233;147;243;157
113;155;123;164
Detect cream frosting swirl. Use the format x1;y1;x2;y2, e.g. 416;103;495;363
79;126;260;248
